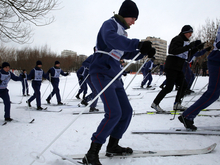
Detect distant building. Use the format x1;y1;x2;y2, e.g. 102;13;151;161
61;50;77;57
141;37;167;64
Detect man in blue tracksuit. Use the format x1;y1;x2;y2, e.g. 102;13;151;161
46;61;69;105
80;55;99;112
27;60;48;110
179;26;220;130
141;57;158;88
0;62;23;121
82;1;155;164
20;69;29;96
75;66;88;100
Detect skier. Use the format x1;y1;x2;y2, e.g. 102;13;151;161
140;57;158;88
0;62;23;121
46;61;69;105
82;1;155;164
178;25;220;130
159;63;164;75
80;54;99;112
151;25;203;112
20;69;29;96
75;66;88;100
27;60;48;110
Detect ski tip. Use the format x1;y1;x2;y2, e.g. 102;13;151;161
208;143;217;152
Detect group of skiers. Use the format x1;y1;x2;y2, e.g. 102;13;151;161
1;0;220;164
0;60;69;121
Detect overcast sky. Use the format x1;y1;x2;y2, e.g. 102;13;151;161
4;0;220;56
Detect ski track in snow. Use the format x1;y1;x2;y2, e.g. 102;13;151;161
0;73;220;165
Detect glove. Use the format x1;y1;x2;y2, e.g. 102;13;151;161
138;41;152;55
66;72;70;76
147;48;156;58
188;41;196;49
22;74;26;78
194;40;202;47
196;42;205;50
148;70;151;73
205;46;212;51
0;80;2;84
123;72;127;76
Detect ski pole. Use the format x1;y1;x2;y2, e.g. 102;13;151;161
29;52;141;165
70;73;90;100
63;73;89;102
41;82;50;100
183;82;208;107
62;74;68;100
125;57;149;90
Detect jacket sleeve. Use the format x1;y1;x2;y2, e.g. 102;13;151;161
10;72;23;81
168;36;190;55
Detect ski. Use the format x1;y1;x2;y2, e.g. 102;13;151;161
51;143;216;162
25;107;62;113
1;121;7;126
132;129;220;136
73;111;104;115
127;93;141;96
132;87;156;90
171;126;220;131
129;95;144;100
51;151;81;164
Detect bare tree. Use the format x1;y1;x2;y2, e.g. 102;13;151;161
0;0;59;44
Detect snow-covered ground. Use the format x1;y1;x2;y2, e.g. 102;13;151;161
0;73;220;165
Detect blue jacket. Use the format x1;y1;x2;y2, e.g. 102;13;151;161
89;15;144;78
0;69;22;90
47;66;68;83
208;26;220;66
28;67;48;85
142;60;156;74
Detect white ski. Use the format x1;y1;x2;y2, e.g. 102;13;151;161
132;129;220;136
51;143;216;163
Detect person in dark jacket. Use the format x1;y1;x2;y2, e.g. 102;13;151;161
27;60;48;110
0;62;23;121
20;69;29;96
75;66;88;100
82;1;155;164
46;61;69;105
178;25;220;130
151;25;203;113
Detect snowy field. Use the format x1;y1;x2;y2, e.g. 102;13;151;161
0;73;220;165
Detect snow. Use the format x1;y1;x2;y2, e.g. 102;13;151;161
0;73;220;165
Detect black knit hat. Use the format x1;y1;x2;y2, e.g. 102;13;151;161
36;60;42;66
55;61;60;65
181;25;193;34
2;62;10;68
119;0;139;20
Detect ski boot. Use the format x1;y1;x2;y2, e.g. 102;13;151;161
37;106;43;110
81;99;88;106
46;99;51;104
173;102;187;111
178;115;197;131
82;142;102;165
26;100;31;107
58;102;64;105
5;118;13;122
75;93;80;99
106;136;133;157
151;102;165;113
89;107;99;112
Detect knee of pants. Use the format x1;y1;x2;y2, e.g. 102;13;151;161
163;86;173;93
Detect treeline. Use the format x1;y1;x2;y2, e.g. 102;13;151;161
0;45;87;73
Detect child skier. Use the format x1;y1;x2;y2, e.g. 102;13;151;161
20;69;29;96
82;0;155;164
